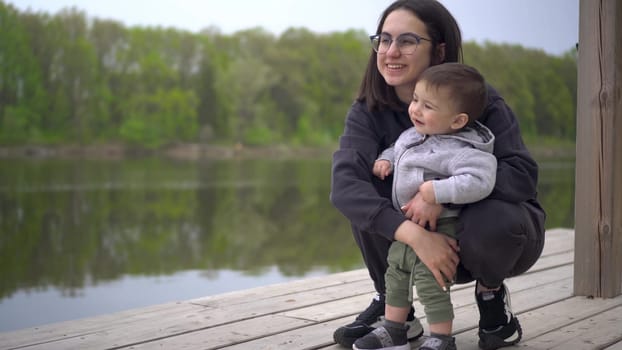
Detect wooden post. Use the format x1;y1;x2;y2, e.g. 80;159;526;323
573;0;622;298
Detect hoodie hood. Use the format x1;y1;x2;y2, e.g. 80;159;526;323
439;121;495;154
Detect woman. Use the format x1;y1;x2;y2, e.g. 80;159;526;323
329;1;546;349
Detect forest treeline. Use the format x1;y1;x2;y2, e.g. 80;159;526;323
0;2;577;149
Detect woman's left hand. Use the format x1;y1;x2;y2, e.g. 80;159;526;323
395;220;460;290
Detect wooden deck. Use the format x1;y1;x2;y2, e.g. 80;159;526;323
2;228;622;350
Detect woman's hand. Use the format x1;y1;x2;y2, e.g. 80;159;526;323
395;220;460;290
401;191;443;231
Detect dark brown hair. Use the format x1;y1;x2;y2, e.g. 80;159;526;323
358;0;462;111
419;62;487;125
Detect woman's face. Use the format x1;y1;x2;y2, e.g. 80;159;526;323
377;9;434;103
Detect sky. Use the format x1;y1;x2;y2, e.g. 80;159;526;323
7;0;579;56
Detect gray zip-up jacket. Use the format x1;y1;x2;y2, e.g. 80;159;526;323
377;121;497;218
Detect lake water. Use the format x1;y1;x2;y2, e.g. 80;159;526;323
0;155;574;332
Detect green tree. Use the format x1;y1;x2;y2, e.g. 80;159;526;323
89;18;127;137
0;2;46;142
0;4;578;148
195;33;230;142
220;28;279;145
119;88;198;149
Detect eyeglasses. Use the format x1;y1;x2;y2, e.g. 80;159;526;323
369;32;432;55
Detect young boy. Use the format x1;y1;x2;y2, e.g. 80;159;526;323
353;63;496;350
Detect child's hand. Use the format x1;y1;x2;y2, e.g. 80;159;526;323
418;181;436;204
373;160;392;180
401;192;442;231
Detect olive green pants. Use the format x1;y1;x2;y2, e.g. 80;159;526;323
385;217;457;324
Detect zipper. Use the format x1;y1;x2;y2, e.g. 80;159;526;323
392;134;429;209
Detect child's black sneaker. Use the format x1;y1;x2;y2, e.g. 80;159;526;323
380;314;424;345
418;333;456;350
352;320;409;350
475;282;522;350
333;294;423;348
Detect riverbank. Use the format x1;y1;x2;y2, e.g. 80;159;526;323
0;142;576;160
0;143;337;160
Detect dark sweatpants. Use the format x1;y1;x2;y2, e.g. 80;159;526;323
354;198;546;294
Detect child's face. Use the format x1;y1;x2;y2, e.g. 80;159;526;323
408;80;466;135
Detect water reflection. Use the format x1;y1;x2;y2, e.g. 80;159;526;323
0;156;574;331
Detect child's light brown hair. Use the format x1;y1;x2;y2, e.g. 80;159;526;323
419;62;488;126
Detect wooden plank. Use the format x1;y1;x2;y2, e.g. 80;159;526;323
522;305;622;349
138;265;573;350
0;301;203;349
305;262;572;325
0;278;378;350
197;236;571;326
199;227;572;309
574;0;622;297
122;292;383;350
542;227;574;242
0;271;371;349
606;341;622;350
451;276;574;333
0;229;578;350
196;278;376;321
193;269;369;305
454;294;622;348
28;315;315;350
541;228;574;255
218;276;574;350
282;253;572;325
524;250;572;273
212;231;573;350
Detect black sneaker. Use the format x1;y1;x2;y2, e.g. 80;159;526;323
353;319;409;350
333;294;423;348
418;333;456;350
475;282;522;350
333;293;385;347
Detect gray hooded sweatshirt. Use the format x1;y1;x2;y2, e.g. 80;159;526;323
378;121;497;218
